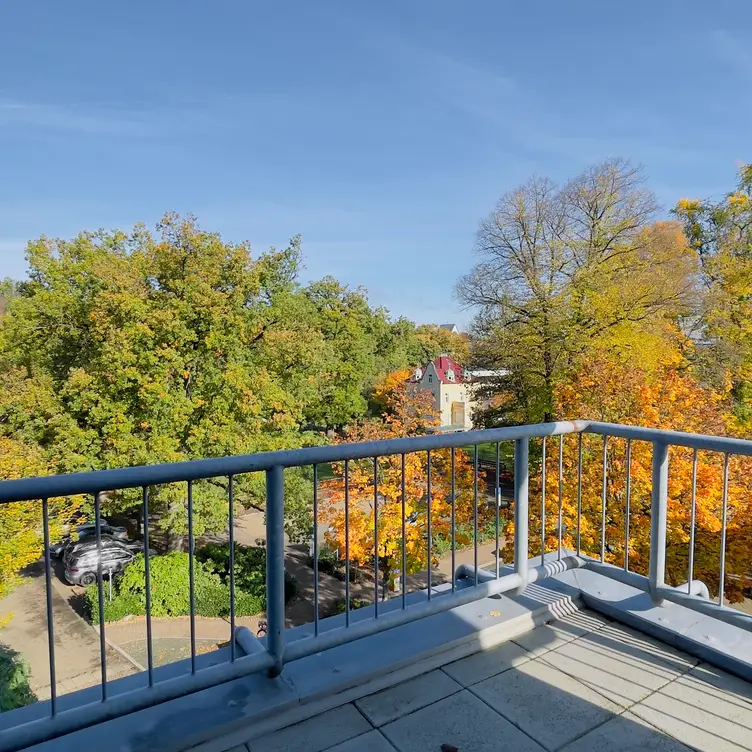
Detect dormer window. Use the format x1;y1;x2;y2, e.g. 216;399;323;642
446;369;454;381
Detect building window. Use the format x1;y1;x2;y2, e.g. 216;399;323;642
445;394;449;403
428;374;432;383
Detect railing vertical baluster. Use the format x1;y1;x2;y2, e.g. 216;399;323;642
94;492;107;700
401;453;406;609
313;465;319;636
265;466;286;676
601;436;608;563
624;440;632;572
187;481;196;674
228;476;236;661
344;459;350;627
719;452;729;607
142;487;154;683
495;441;500;578
450;448;456;594
687;449;697;595
514;438;529;592
649;441;669;602
427;450;432;600
558;435;564;560
42;498;57;716
473;445;479;587
373;458;379;617
541;437;547;565
577;433;583;556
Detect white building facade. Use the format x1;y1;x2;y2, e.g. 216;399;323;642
410;355;476;430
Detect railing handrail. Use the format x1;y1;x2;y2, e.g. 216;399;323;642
0;420;586;503
2;417;752;752
586;421;752;456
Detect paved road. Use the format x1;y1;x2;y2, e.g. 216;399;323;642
0;569;135;700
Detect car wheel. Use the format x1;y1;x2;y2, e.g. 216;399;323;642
80;572;97;586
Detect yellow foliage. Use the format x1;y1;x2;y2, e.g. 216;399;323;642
0;437;83;601
534;352;752;601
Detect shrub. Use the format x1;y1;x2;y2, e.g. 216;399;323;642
0;644;36;711
196;543;298;604
85;552;267;622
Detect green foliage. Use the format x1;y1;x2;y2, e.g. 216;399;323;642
0;644;36;711
302;277;425;429
84;552;265;622
197;542;298;604
329;597;369;616
432;519;503;557
675;165;752;422
0;215;430;544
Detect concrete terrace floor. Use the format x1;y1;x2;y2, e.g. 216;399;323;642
229;609;752;752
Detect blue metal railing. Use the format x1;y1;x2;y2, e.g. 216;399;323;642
0;419;750;751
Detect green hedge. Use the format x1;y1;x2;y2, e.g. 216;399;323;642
196;543;298;604
85;552;265;622
0;644;36;712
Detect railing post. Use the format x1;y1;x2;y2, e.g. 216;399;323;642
649;441;668;603
514;437;529;592
266;465;286;676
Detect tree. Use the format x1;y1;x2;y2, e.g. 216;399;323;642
413;325;470;365
0;215;329;547
675;164;752;423
0;215;438;549
0;437;82;601
320;373;483;595
525;349;752;602
458;160;695;424
302;278;422;430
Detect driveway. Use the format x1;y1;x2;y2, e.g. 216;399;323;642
0;567;135;700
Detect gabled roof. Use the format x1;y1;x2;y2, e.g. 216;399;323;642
432;355;465;383
407;355;463;385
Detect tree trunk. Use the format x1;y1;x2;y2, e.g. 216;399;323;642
166;532;185;552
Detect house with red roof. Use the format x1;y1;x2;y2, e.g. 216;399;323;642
410;355;477;431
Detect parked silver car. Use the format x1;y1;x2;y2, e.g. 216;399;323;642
50;521;129;558
63;537;145;586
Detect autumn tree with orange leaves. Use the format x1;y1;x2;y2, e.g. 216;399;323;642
525;350;752;601
320;372;487;595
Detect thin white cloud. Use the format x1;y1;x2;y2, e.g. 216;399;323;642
0;98;158;136
371;33;712;167
711;30;752;78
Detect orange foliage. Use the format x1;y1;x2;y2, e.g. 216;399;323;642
527;353;752;601
321;373;483;592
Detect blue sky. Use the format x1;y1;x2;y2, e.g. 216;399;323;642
1;1;750;326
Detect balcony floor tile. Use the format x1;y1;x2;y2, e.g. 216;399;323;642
539;622;698;708
558;711;693;752
470;658;623;751
630;664;752;752
440;638;531;686
355;669;462;726
324;729;396;751
512;609;610;657
380;690;546;752
246;704;372;752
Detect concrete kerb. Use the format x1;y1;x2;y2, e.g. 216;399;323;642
92;624;146;673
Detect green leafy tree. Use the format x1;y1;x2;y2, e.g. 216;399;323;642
0;215;328;547
413;324;470;365
302;277;428;429
675;164;752;424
